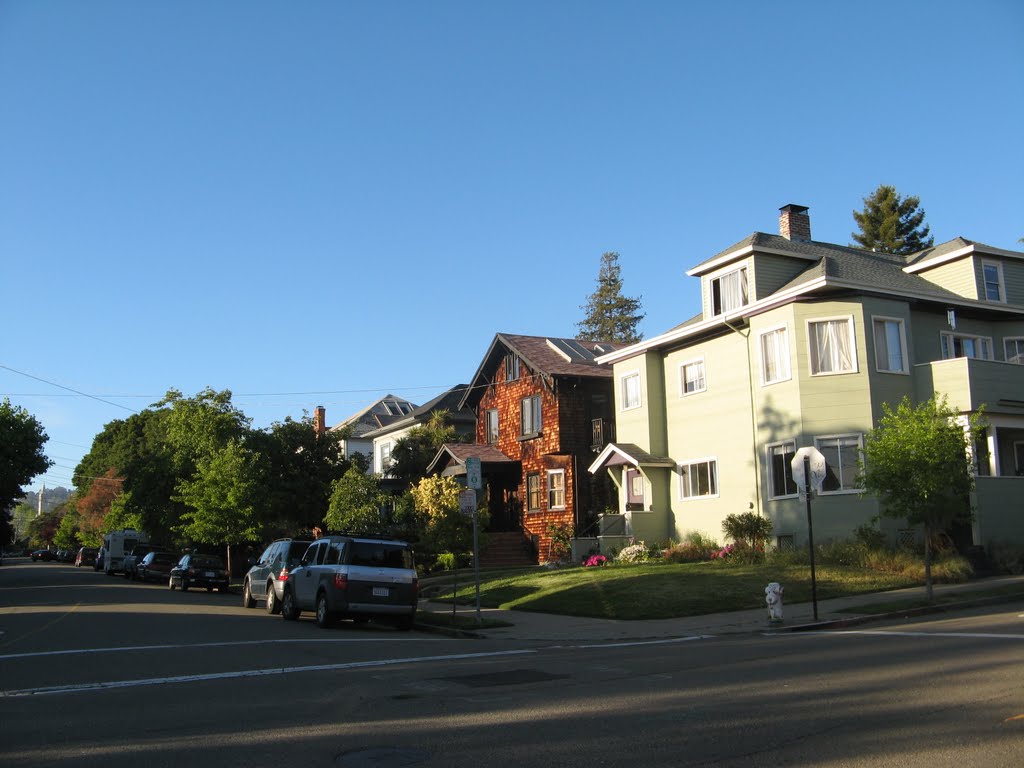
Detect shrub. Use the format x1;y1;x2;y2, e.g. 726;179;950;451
663;540;717;563
616;541;650;564
988;541;1024;575
722;512;773;553
583;554;608;567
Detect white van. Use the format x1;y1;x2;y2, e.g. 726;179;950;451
102;529;148;575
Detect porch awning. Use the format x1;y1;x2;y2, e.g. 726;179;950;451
587;442;675;475
426;442;517;477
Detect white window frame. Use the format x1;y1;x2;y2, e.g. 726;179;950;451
807;315;858;376
711;266;749;316
814;434;863;494
766;440;798;499
759;324;791;385
520;395;542;436
941;331;994;361
678;357;707;396
378;442;393;474
1004;337;1024;365
620;370;641;411
872;316;909;374
505;353;521;381
679;457;719;500
982;260;1006;303
546;469;566;510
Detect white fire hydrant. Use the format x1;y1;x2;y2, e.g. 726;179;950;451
765;582;784;623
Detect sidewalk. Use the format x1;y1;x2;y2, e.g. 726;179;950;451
416;574;1024;642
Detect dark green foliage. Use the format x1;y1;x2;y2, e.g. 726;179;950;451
721;511;773;552
851;184;934;254
0;399;53;518
576;251;645;344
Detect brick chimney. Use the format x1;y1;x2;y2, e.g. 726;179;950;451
779;204;811;241
314;405;326;437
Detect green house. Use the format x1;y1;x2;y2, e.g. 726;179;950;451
590;204;1024;555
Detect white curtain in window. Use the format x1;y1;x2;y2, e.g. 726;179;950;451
719;268;748;312
761;328;789;382
813;320;853;373
873;320;903;372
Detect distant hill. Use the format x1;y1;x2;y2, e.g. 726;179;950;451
19;487;73;514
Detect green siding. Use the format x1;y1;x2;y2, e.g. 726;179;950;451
919;257;978;299
751;254;813;299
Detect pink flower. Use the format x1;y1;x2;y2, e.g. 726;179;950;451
584;554;608;567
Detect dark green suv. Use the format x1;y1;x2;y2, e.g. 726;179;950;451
242;538;312;614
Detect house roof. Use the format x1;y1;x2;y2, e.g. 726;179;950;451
328;394;418;438
461;333;625;410
587;442;676;475
361;385;474;439
599;234;1024;366
425;442;517;476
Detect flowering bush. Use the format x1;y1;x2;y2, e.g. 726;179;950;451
711;544;735;559
616;542;651;564
583;554;608;567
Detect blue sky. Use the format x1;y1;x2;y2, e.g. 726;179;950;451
2;1;1022;495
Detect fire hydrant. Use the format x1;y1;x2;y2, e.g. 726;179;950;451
765;582;784;623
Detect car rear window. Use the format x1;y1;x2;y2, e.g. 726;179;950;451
349;542;414;569
192;556;224;568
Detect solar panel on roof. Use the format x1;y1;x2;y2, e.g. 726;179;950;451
546;338;598;363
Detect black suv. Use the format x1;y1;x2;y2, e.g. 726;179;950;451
280;536;418;630
242;538;312;614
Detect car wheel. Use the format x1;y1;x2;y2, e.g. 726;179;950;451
169;579;176;590
265;586;280;615
181;579;189;592
281;588;299;621
242;580;255;608
315;592;335;629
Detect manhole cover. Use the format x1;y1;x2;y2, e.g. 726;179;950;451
335;747;431;766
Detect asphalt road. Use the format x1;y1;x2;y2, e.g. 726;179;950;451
2;559;1023;767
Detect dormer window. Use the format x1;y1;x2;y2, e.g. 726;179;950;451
982;261;1005;302
711;266;749;315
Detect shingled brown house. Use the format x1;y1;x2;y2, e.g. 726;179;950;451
428;333;623;563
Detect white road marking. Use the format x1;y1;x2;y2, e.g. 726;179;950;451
0;637;441;661
0;649;536;697
819;630;1024;640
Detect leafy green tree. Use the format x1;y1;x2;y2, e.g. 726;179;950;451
0;398;53;517
10;502;37;545
409;475;488;562
25;510;60;550
859;396;982;600
252;413;349;536
325;467;389;533
53;508;81;551
851;185;934;255
576;251;645;344
389;411;462;488
721;511;773;555
174;439;262;576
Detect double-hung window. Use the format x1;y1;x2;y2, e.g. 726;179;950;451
378;443;392;474
760;326;791;384
520;395;542;436
621;371;641;410
1005;338;1024;365
505;353;521;381
815;435;862;493
767;441;797;498
941;332;993;360
711;266;749;316
872;317;908;373
485;409;499;444
679;358;706;395
680;458;718;499
808;316;857;375
982;260;1005;302
547;470;565;510
526;473;541;511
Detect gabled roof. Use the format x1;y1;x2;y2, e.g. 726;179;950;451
461;333;624;410
329;394;418;438
588;443;675;475
426;442;517;476
362;385;474;439
599;235;1024;366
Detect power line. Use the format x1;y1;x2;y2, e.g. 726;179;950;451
0;364;137;414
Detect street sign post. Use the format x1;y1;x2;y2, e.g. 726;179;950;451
458;488;482;623
791;446;828;621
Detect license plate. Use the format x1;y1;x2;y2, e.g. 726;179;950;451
372;587;389;597
204;571;215;578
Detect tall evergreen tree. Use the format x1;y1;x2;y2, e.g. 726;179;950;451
576;251;645;343
851;184;934;255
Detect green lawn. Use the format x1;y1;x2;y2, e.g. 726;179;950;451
425;562;928;621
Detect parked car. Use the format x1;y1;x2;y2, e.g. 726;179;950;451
31;549;55;562
75;547;99;567
242;538;312;614
123;544;168;580
137;551;178;583
93;546;106;571
168;553;230;593
279;535;418;630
